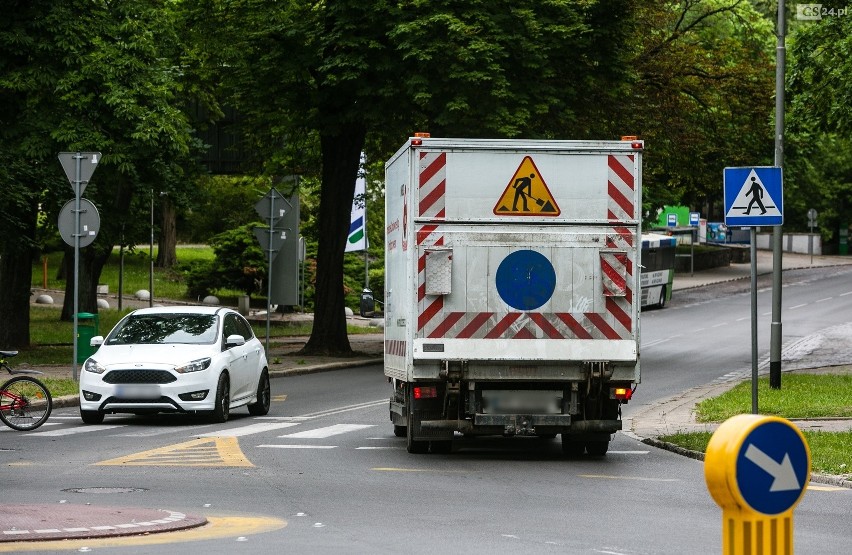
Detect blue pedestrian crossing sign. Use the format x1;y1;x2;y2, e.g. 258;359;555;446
724;167;783;226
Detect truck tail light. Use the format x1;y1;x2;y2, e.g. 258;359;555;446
621;135;643;150
612;387;633;401
411;132;430;146
413;386;438;399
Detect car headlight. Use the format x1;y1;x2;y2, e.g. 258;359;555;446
83;358;106;374
175;357;212;374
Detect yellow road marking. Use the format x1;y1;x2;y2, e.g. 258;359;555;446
808;485;847;492
372;467;473;474
95;437;253;467
272;394;287;401
0;515;286;552
579;474;679;482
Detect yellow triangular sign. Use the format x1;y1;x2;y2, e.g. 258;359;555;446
95;437;253;467
493;156;560;216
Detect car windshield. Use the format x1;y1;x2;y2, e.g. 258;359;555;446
106;313;218;345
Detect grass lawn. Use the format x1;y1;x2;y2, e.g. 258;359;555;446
659;372;852;476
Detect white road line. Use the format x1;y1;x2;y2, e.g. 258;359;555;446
25;424;126;437
0;421;61;432
356;446;404;450
258;445;337;449
300;400;387;419
789;303;807;310
255;416;312;421
815;297;833;303
840;291;852;297
607;450;650;455
112;424;213;437
197;422;300;438
279;424;375;439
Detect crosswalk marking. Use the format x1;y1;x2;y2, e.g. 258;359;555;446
27;424;125;437
258;445;337;449
278;424;375;439
198;422;300;438
0;421;61;432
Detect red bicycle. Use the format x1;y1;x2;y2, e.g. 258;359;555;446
0;350;52;431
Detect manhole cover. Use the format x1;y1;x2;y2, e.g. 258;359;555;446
63;487;147;494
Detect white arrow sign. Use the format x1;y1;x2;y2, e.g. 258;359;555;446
744;444;801;492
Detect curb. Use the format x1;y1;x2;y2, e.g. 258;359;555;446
639;436;852;489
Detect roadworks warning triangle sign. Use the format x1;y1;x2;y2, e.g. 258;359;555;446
725;169;782;219
493;156;560;216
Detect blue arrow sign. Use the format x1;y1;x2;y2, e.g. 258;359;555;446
735;420;809;515
724;167;783;226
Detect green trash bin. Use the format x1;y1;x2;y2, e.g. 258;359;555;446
76;312;100;364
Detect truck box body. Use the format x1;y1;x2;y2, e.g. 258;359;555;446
384;137;643;455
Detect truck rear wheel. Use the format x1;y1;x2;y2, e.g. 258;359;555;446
586;440;609;456
561;436;585;458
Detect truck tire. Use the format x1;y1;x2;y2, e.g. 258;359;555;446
586;440;609;457
406;387;429;454
393;424;406;438
561;436;585;458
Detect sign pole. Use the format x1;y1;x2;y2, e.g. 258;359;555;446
750;227;758;414
266;194;276;357
72;153;82;382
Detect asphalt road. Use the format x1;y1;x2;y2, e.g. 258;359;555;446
3;265;852;553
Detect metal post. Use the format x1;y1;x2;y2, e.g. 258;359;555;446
149;189;154;308
265;195;275;357
750;227;758;415
769;0;786;390
72;153;82;381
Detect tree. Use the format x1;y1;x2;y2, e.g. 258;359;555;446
1;0;204;345
617;1;775;223
205;0;634;355
786;13;852;249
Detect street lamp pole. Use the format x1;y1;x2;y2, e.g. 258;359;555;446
149;188;154;307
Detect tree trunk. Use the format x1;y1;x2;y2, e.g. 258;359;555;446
60;245;111;321
157;195;177;268
0;240;36;349
302;125;367;355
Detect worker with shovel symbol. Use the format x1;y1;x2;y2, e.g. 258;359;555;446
512;173;535;211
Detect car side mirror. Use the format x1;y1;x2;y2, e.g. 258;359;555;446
225;334;246;349
90;336;105;347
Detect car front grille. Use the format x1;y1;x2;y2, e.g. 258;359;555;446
102;370;177;384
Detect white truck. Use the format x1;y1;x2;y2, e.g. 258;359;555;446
384;136;643;455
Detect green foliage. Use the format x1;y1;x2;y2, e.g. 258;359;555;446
180;175;271;243
624;1;775;223
786;14;852;249
185;224;266;297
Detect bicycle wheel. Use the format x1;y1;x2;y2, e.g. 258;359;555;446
0;376;53;431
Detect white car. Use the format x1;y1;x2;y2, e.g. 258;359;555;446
79;306;270;424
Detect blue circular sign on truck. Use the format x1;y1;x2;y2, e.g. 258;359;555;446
495;250;556;311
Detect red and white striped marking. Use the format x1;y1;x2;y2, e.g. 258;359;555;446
419;152;446;219
608;154;636;222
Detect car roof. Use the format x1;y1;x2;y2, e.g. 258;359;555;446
127;306;232;317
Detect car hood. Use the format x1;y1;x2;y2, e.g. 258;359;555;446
90;343;216;369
